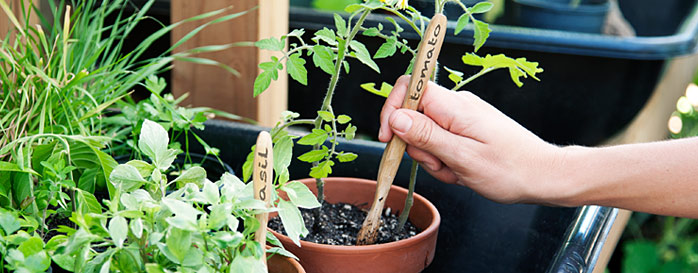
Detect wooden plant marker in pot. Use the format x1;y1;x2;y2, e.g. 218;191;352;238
253;132;274;264
357;13;447;245
253;131;307;273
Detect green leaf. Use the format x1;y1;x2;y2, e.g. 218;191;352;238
334;13;347;37
242;148;255;182
197;180;220;205
109;216;128;248
139;119;169;164
317;110;335;122
163;198;202;220
360;82;393;98
337;152;358;162
337;115;352;124
386;17;404;34
345;124;357;140
288;29;305;37
0;161;39;175
17;236;43;257
166;228;192;264
274;136;294;174
349;40;380;73
443;66;464;85
208;204;232;230
297;129;328;145
0;211;21;235
287;53;308;85
471;54;543;87
313;28;337;46
470;2;494;13
374;38;397;59
623;241;659;273
255;37;285;51
230;254;266;273
297;146;329;163
130;218;143;239
277;199;309;246
280;111;301;123
77;167;99;193
455;13;471;36
126;160;155;178
110;164;148;192
75;189;102;215
267;246;299;260
23;250;50;272
462;53;484;66
363;27;380;36
473;19;491;52
312;45;335;75
146;263;166;273
309;160;334;179
172;166;206;188
145;75;167;94
345;4;363;13
253;70;273;97
283;181;321;209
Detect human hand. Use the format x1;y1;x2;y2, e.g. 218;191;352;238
379;76;569;204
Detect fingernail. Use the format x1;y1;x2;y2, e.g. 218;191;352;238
391;112;412;133
378;129;384;140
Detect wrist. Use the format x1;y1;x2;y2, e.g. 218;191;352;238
535;145;591;207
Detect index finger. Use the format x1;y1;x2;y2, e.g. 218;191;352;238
379;75;410;142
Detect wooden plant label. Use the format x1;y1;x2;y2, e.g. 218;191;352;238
357;13;447;245
253;131;273;253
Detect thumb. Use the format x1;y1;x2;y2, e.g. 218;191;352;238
389;109;468;161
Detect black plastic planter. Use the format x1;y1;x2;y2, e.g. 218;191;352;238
190;120;617;273
288;0;698;146
512;0;611;33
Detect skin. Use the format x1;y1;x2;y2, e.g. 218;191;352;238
379;75;698;218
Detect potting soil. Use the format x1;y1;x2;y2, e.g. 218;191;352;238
269;202;419;245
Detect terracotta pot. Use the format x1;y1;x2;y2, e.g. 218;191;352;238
268;250;306;273
270;177;440;273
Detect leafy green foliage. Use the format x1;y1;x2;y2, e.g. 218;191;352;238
350;41;380;73
252;0;540;208
0;4;247;264
287;53;308;85
472;19;491;52
360;82;394;98
312;45;337;75
43;120;315;272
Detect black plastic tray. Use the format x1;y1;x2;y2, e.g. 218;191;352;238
192;120;618;273
288;0;698;146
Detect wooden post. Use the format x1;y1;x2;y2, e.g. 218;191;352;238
171;0;288;127
0;0;40;38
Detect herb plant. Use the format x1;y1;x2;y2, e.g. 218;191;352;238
251;0;542;234
27;120;314;272
0;1;258;271
0;0;246;230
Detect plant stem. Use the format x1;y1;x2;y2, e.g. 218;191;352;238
312;9;371;203
452;67;495;91
397;159;418;231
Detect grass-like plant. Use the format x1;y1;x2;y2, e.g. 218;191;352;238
0;0;249;258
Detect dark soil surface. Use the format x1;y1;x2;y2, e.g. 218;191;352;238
44;210;73;240
268;202;419;245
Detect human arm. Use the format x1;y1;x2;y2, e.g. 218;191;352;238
380;75;698;218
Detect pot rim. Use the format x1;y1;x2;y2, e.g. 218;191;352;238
269;177;441;254
513;0;610;13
